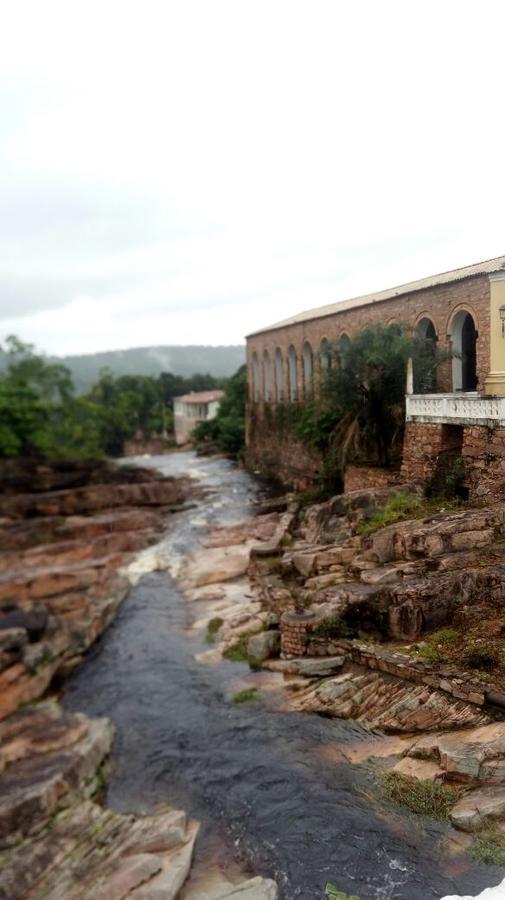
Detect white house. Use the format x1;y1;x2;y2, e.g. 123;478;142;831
173;390;225;445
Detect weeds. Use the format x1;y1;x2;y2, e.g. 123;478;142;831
382;772;464;820
471;828;505;866
205;617;224;644
231;687;260;704
464;642;501;671
358;494;423;537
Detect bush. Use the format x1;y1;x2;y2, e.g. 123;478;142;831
382;772;464;819
231;687;260;704
464;642;500;671
358;493;422;537
471;828;505;866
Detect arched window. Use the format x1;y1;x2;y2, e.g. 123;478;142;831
302;341;313;398
288;345;298;402
275;348;284;402
263;350;272;402
319;338;331;372
337;333;351;368
414;317;437;392
449;310;477;392
252;352;260;402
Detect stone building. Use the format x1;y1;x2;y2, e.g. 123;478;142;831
173;390;224;445
245;254;505;500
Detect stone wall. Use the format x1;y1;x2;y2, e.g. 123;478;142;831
245;406;325;490
343;464;400;493
402;421;505;503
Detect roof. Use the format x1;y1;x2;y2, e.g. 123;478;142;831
246;253;505;338
174;390;225;404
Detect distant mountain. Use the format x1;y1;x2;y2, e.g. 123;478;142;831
0;344;245;394
59;345;246;393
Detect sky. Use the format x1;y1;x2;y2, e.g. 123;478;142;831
1;0;505;356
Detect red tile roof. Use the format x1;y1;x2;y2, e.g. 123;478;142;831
174;390;225;404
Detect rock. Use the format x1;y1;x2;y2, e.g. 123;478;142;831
294;672;489;732
0;628;27;651
0;712;114;846
0;800;199;900
450;786;505;831
246;630;280;662
391;756;444;782
183;876;278;899
0;607;48;640
266;656;346;677
182;544;253;588
407;723;505;782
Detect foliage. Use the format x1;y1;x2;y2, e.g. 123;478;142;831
471;828;505;866
358;493;423;537
464;642;501;671
0;334;233;460
325;886;360;900
418;628;459;662
310;616;355;640
320;324;447;468
205;617;224;644
231;687;260;704
381;772;464;819
193;365;246;457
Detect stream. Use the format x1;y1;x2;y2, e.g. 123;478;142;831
63;451;504;900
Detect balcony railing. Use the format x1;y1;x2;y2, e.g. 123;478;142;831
406;392;505;426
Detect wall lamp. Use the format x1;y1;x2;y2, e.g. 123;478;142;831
500;305;505;336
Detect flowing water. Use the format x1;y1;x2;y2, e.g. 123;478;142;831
63;452;504;900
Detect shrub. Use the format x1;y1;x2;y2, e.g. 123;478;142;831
205;617;224;644
231;687;260;704
464;642;500;671
471;829;505;866
382;772;464;819
358;493;422;537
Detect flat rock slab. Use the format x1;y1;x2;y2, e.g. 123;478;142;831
407;723;505;781
181;544;254;588
294;672;489;733
266;656;346;677
183;876;278;899
0;800;199;900
450;786;505;831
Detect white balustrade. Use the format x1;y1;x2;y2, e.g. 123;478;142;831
406;393;505;425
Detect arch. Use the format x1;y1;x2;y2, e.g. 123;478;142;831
302;340;313;398
414;316;438;392
319;337;331;372
337;332;351;367
415;315;437;342
252;352;260;402
449;309;477;392
263;350;272;402
275;348;284;402
288;345;298;402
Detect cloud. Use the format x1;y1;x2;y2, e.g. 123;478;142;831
1;0;505;353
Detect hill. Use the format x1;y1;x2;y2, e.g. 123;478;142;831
1;345;245;394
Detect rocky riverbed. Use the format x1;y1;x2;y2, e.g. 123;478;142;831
4;452;505;898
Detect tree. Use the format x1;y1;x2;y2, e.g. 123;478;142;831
193;365;246;457
321;323;446;467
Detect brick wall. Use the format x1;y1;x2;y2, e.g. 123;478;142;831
245;407;323;490
247;273;490;405
463;426;505;502
343;464;401;493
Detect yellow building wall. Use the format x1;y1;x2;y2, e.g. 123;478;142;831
485;274;505;395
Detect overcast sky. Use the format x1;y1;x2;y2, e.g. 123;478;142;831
1;1;505;356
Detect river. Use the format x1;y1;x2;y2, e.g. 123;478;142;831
63;452;504;900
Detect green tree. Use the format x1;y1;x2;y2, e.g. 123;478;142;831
321;323;446;467
193;365;246;457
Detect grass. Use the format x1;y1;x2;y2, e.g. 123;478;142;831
381;772;464;820
471;828;505;866
418;627;459;662
205;616;224;644
231;687;260;704
358;494;423;537
222;635;256;664
464;641;501;671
